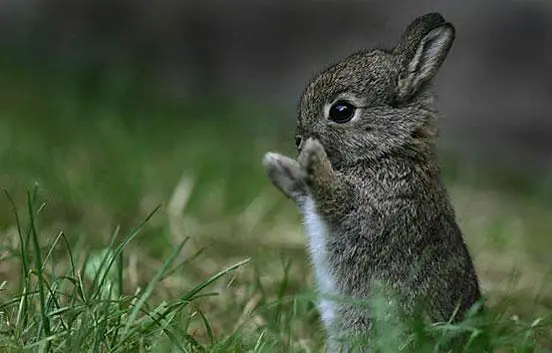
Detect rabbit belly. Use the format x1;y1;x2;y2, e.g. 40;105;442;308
302;196;337;328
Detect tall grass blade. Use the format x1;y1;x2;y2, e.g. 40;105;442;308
94;205;161;299
4;190;30;330
27;190;51;344
120;236;188;339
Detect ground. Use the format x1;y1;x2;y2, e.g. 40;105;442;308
0;60;550;352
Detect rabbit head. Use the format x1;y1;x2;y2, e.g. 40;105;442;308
295;13;455;170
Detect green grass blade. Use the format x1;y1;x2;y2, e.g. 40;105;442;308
4;190;30;330
89;226;120;297
120;237;188;339
42;231;64;270
179;258;250;303
94;205;161;299
27;190;51;342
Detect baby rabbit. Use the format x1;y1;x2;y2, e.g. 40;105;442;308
263;12;481;352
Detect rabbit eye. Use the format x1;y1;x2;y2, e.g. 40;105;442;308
328;100;356;123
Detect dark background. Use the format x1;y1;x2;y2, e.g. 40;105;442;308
2;0;551;169
1;3;551;349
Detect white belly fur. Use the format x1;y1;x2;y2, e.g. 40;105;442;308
301;196;337;328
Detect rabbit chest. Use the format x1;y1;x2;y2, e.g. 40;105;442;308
301;196;338;328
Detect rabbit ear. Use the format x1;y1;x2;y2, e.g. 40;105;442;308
393;13;455;101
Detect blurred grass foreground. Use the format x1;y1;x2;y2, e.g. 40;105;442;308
0;57;552;352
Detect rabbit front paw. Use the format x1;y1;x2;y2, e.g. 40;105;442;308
263;152;306;201
298;138;333;185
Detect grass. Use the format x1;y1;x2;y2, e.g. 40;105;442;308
0;58;551;351
1;190;551;353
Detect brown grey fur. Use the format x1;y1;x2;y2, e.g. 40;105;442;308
263;13;481;352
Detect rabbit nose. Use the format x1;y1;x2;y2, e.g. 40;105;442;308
295;135;303;150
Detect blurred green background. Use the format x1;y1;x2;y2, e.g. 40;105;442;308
1;1;552;350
